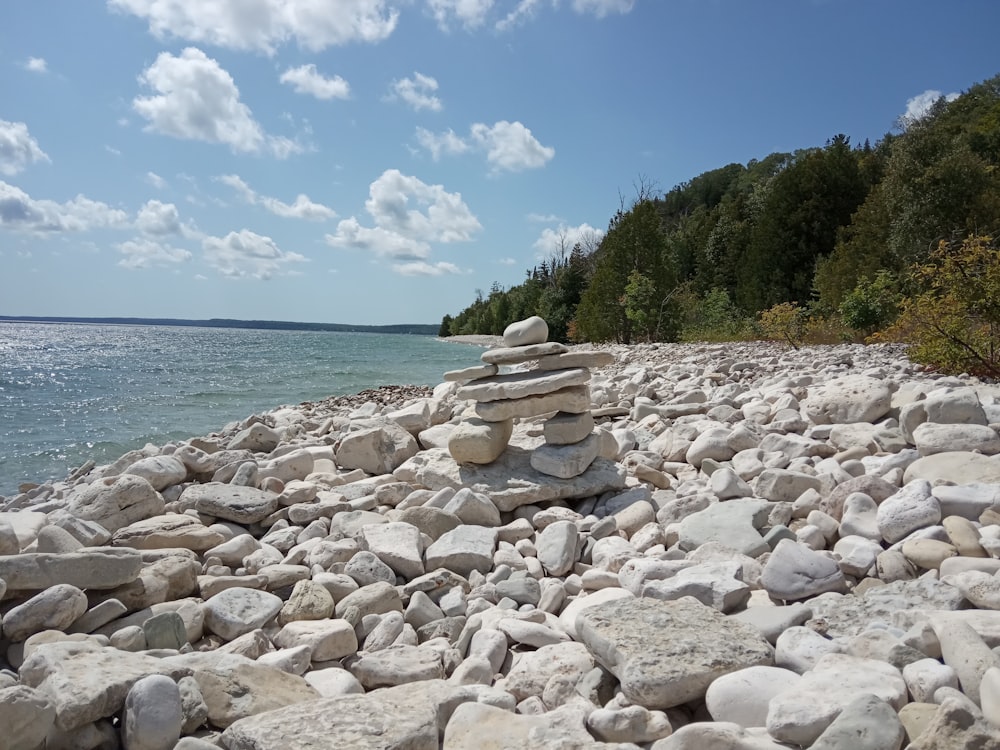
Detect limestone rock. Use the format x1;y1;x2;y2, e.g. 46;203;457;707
876;479;941;543
705;666;802;728
577;597;774;709
481;342;568;365
502;315;548;347
809;693;905;750
65;475;165;533
761;539;847;602
3;584;89;642
0;685;56;750
122;674;183;750
336;421;419;475
457;367;589;403
181;483;279;525
395;447;626;512
424;525;497;578
530;432;599;479
903;451;1000;485
111;514;225;552
202;587;283;641
474;384;591;422
913;422;1000;456
0;546;142;591
803;375;892;425
447;417;512;465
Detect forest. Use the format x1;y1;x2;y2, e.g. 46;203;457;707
442;74;1000;377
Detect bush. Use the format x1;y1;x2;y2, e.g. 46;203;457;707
757;302;808;348
679;287;753;342
876;235;1000;377
839;270;901;335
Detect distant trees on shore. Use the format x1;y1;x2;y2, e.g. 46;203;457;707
442;73;1000;376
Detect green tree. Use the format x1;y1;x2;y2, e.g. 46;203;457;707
438;314;454;337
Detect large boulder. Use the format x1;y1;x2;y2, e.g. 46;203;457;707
803;375;892;425
64;475;164;533
336;422;419;475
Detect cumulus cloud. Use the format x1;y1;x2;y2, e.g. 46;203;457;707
572;0;634;17
216;174;336;220
414;120;554;173
471;121;555;173
280;64;350;100
427;0;494;30
387;72;442;112
325;169;480;274
118;238;192;269
133;48;302;157
533;222;604;256
23;57;48;73
108;0;399;54
0;181;129;233
136;199;183;235
202;229;307;279
0;120;51;176
901;88;960;126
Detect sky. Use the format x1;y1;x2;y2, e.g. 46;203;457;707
1;1;998;326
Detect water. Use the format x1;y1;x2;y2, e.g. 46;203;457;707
0;321;484;496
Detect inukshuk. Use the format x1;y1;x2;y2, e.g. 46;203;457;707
443;316;613;478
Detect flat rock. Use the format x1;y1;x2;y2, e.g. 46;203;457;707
677;499;770;557
394;447;626;511
347;645;443;689
457;367;590;403
424;525;497;578
481;341;568;365
444;702;596;750
810;693;905;750
577;597;774;709
335;421;419;475
474;384;591;421
803;375;892;425
903;451;1000;485
111;514;225;552
442;363;499;382
181;483;279;525
18;641;192;731
122;455;189;492
164;651;319;729
202;587;283;641
535;350;615;370
0;547;143;591
223;679;467;750
913;422;1000;456
64;475;165;533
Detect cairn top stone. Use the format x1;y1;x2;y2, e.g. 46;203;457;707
502;315;548;347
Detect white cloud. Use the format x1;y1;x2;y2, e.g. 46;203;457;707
280;64;350;100
415;127;470;160
533;222;604;256
133;48;301;157
118;238;192;269
572;0;634;17
0;181;129;233
325;169;480;273
414;120;554;173
498;256;517;265
202;229;307;279
24;57;48;73
146;171;168;189
217;173;336;220
497;0;544;30
388;72;442;112
393;260;464;275
136;199;183;235
105;145;123;156
902;88;960;125
470;120;554;173
0;120;50;176
427;0;494;30
108;0;399;54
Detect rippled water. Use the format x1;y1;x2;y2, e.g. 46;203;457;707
0;322;482;496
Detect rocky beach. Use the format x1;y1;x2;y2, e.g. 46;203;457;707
2;317;1000;750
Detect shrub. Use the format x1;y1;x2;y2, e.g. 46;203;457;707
757;302;808;349
839;270;901;335
876;235;1000;377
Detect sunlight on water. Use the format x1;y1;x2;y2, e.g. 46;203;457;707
0;322;483;495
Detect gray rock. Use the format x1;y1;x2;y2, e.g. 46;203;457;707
677;499;770;557
903;451;1000;485
530;432;600;479
502;315;548;347
347;644;443;689
803;375;892;425
457;367;590;402
122;674;183;750
705;665;802;728
810;693;904;750
345;550;397;587
535;520;579;576
447;417;512;465
228;422;281;453
0;685;56;750
2;583;89;642
202;587;283;641
122;455;189;492
480;341;568;365
577;596;773;709
361;522;425;580
760;540;846;602
182;483;279;525
424;525;497;577
876;479;941;543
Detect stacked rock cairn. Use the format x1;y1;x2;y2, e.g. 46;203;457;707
443;316;614;479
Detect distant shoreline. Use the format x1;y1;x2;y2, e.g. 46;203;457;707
0;315;439;336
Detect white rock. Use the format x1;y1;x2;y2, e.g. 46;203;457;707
274;619;358;662
123;455;189;492
913;422;1000;456
761;539;847;601
803;375;892;425
474;384;590;422
502;316;548;347
424;525;498;577
705;665;802;728
876;479;941;543
335;422;419;475
775;626;841;674
457;367;589;403
766;653;907;746
0;685;56;750
202;587;283;642
903;658;959;703
535;520;580;576
2;583;89;642
65;475;165;533
361;522;425;580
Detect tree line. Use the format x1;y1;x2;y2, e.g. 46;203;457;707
441;73;1000;376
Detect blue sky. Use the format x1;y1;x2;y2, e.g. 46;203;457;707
2;1;998;325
